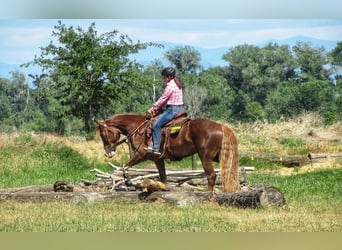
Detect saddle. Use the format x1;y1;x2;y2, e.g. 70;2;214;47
144;111;190;159
164;111;189;134
146;111;190;137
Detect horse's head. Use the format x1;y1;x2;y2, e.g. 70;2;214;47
94;119;121;158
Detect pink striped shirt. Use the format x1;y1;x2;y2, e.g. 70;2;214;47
152;79;183;112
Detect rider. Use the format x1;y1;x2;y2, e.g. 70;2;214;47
145;67;184;156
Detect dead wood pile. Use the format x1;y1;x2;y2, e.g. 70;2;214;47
0;164;285;208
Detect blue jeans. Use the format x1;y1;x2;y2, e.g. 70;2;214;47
152;105;184;151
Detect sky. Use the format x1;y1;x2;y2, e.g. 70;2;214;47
1;19;342;66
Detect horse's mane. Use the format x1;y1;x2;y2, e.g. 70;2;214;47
107;113;144;120
105;113;145;128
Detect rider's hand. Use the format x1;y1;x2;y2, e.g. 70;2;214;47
146;108;154;119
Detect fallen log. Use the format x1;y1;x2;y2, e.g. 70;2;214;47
240;152;310;167
216;184;285;208
0;184;285;209
307;152;342;163
0;191;139;203
0;184;54;193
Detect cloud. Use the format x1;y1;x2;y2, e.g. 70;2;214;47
100;20;342;48
1;27;51;46
1;19;341;65
0;26;53;64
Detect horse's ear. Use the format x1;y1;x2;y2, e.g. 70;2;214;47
93;118;102;125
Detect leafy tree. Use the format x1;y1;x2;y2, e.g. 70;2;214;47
143;59;165;103
223;44;259;91
115;67;153;114
265;80;335;121
292;42;328;82
0;72;43;132
328;41;342;65
222;43;295;120
26;74;68;133
164;45;201;74
0;77;11;121
198;69;234;120
245;101;266;121
27;21;154;133
328;41;342;83
183;84;207;118
335;78;342;121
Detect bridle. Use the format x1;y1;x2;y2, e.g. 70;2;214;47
100;118;151;156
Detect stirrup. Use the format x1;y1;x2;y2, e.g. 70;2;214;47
144;146;161;156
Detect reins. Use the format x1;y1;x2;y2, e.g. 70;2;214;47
107;117;151;152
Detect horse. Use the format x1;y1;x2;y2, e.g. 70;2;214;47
95;113;239;193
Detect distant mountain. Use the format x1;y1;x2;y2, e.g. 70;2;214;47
257;36;339;51
1;36;339;81
129;40;230;69
131;37;339;69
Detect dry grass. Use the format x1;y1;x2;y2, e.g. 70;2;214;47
0;132;129;164
234;112;342;154
0;199;340;232
1;112;341;172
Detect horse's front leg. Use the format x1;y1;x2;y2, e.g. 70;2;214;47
154;159;167;183
123;155;143;171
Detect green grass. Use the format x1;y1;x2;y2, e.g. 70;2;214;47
0;133;108;188
0;133;341;232
276;136;309;154
239;156;282;171
248;169;342;206
277;136;307;147
0;168;341;232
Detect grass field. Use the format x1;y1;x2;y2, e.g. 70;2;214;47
0;113;341;232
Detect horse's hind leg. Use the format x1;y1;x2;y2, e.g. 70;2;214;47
154;159;167;183
199;156;216;191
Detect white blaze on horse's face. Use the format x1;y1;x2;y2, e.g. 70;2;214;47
104;149;116;158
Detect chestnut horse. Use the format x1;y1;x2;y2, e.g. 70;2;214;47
95;113;239;192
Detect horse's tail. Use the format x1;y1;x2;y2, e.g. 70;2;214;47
220;125;239;193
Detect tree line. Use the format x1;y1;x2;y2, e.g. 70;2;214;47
0;21;341;137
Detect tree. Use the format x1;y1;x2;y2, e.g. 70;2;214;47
292;42;328;82
328;41;342;82
198;69;234;120
164;45;201;74
184;85;207;118
245;101;266;121
27;21;154;133
0;77;11;122
328;41;342;66
143;59;164;103
265;80;335;121
0;72;42;132
222;43;295;120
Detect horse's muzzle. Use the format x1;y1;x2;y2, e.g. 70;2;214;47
104;150;116;158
